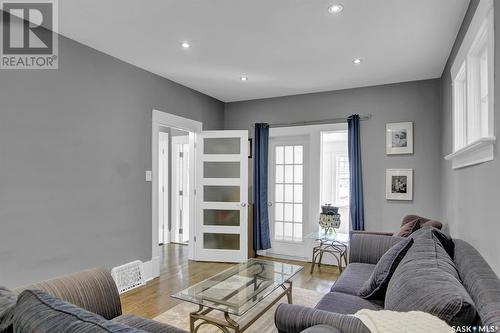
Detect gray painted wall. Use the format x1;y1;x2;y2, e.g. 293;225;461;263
225;79;443;232
0;34;224;287
440;0;500;274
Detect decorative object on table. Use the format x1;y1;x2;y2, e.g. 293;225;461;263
319;213;341;231
319;204;341;233
321;204;339;215
386;168;413;201
386;122;413;155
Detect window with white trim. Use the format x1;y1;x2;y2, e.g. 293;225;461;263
446;0;495;169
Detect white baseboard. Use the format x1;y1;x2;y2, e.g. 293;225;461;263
143;256;160;282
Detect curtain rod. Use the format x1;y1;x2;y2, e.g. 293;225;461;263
263;114;372;128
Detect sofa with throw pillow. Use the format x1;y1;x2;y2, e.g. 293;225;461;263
274;228;500;333
0;267;187;333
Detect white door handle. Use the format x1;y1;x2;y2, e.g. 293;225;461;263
268;202;273;207
241;203;247;207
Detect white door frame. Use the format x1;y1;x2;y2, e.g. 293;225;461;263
152;110;202;279
259;123;348;262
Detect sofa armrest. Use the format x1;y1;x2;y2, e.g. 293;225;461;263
274;304;369;333
349;233;404;265
15;267;122;320
113;314;188;333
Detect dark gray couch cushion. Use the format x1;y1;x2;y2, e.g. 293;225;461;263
12;289;146;333
385;231;477;327
112;314;187;333
453;239;500;328
315;292;382;314
358;238;413;300
330;263;375;295
300;325;343;333
0;287;17;333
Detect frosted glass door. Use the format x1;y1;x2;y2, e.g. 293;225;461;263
195;130;248;262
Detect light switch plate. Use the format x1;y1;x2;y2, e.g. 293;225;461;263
145;170;152;182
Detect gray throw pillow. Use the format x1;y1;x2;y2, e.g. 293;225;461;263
12;289;146;333
385;236;477;327
358;238;414;300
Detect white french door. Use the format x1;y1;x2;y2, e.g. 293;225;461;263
268;136;309;259
194;130;248;262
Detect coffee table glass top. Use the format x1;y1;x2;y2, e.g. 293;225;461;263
171;259;303;316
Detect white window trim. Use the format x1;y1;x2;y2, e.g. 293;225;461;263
446;0;495;169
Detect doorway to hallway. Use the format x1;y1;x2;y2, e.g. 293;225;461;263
158;126;192;246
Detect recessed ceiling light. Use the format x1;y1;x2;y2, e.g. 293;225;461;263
328;4;343;14
240;76;248;81
353;58;363;64
180;41;191;49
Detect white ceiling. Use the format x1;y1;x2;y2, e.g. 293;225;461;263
58;0;470;102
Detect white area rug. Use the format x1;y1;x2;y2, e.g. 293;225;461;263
154;287;323;333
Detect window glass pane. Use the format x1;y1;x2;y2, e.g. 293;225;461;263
480;47;489;136
275;184;284;202
275;222;283;240
275;165;284;183
284;203;293;221
284;165;293;183
204;209;240;226
204;138;240;154
284;223;293;241
294;185;303;203
284;146;294;164
276;146;284;164
294;224;303;242
294;146;303;164
275;203;283;221
204;162;240;178
294;165;303;183
203;233;240;250
204;186;240;202
284;184;293;202
293;204;303;222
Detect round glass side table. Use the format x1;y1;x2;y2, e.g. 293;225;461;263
305;230;349;274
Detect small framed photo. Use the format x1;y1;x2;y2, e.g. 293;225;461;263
386;169;413;201
386;122;413;155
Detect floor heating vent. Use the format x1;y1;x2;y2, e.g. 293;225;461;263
111;260;145;294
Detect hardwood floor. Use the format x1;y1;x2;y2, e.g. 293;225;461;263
121;243;340;318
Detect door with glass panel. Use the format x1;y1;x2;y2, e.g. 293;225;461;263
268;137;308;258
195;131;248;262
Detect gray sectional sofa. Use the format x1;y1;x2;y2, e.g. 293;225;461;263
0;267;187;333
275;229;500;333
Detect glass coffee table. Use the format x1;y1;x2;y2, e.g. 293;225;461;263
172;259;303;333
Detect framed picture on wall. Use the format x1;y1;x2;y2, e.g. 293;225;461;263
386;168;413;201
386;122;413;154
